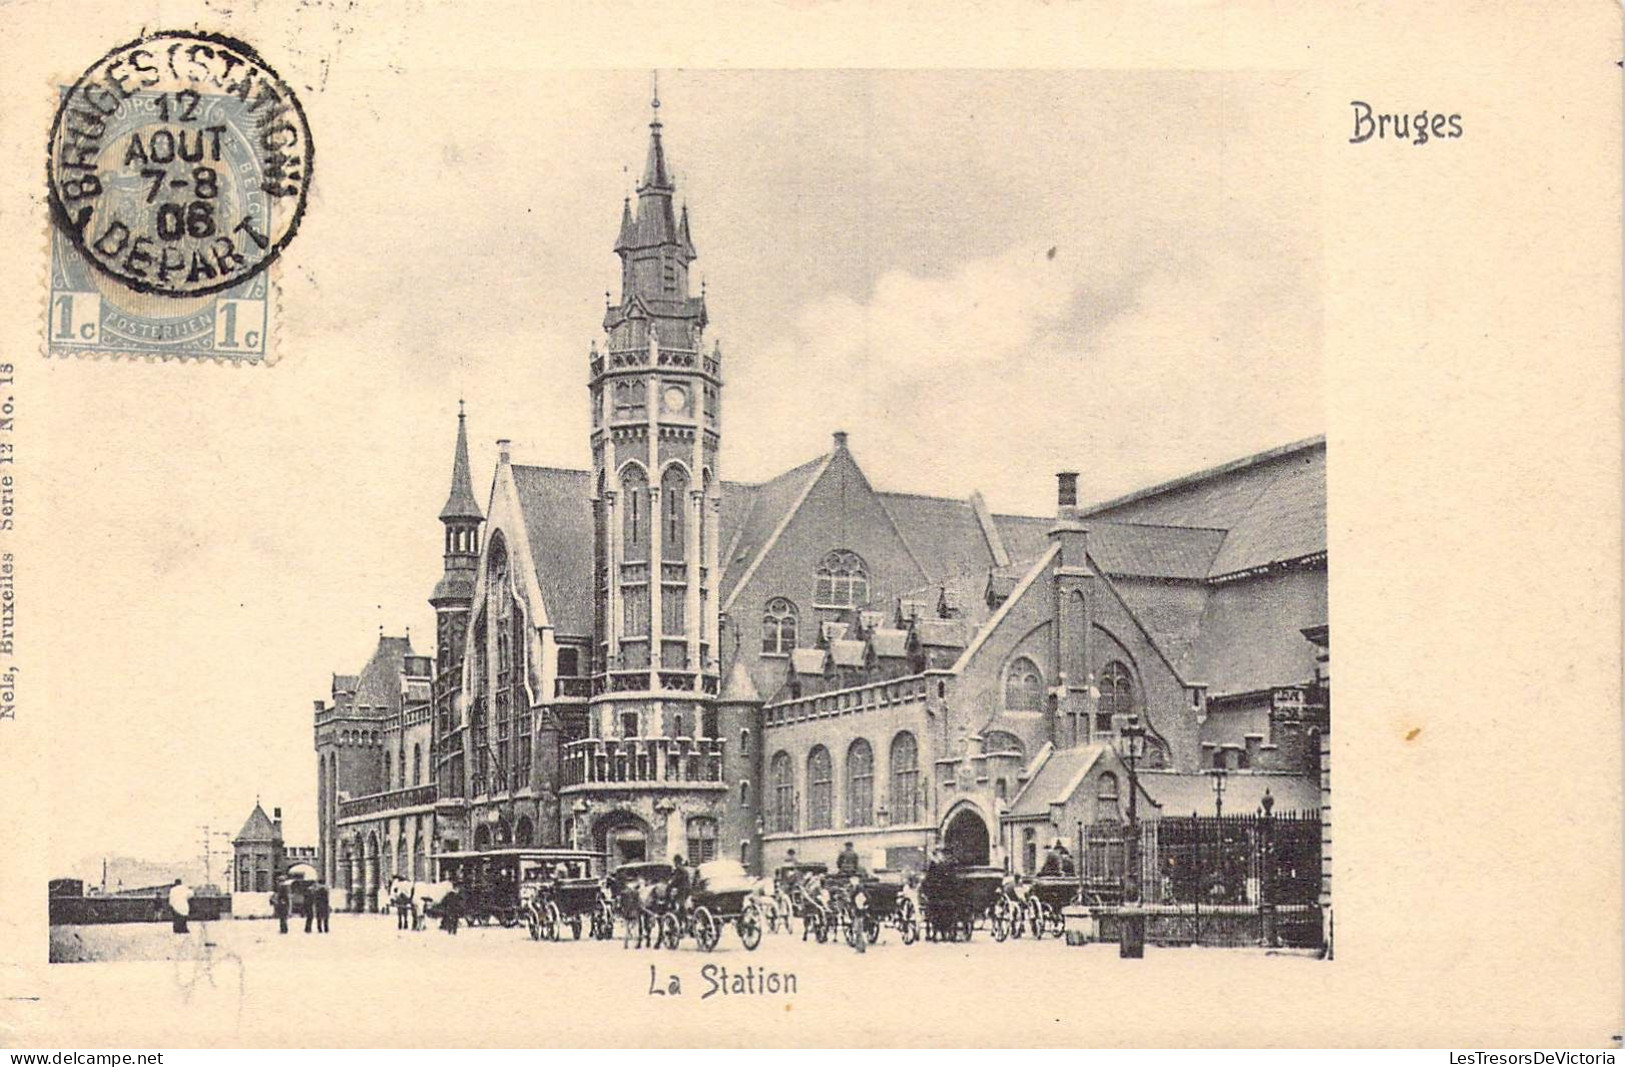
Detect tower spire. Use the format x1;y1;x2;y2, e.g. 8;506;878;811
439;404;483;522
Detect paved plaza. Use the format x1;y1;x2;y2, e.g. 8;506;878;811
31;914;1321;1046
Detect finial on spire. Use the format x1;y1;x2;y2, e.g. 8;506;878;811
652;70;660;115
458;397;465;419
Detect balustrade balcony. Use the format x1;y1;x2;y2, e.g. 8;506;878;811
561;736;725;790
337;782;438;821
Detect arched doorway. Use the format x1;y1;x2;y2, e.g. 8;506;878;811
593;812;653;869
943;807;991;866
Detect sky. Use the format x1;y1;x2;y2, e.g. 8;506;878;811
39;68;1320;878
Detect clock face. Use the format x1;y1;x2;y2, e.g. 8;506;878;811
661;385;688;414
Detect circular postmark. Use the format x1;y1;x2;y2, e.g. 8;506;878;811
47;31;313;298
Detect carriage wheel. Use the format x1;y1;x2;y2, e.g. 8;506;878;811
659;912;683;950
738;911;763;951
528;914;541;940
812;914;828;944
546;902;564;941
1049;906;1067;939
991;908;1009;942
694;908;721;953
900;916;919;945
570;915;583;940
865;915;880;944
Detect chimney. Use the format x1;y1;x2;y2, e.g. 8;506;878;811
496;439;512;466
1048;471;1089;567
313;699;325;713
1056;472;1079;516
272;808;283;840
832;430;848;452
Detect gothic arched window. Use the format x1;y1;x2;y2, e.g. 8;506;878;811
621;465;649;562
1095;771;1121;824
761;597;798;656
1005;657;1044;711
769;751;795;833
807;746;834;830
661;465;688;561
815;549;869;608
889;731;919;825
1099;660;1135;727
686;816;718;863
846;738;874;828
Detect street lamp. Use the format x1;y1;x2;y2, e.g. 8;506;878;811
1207;765;1229;912
1209;764;1228;818
1117;715;1148;959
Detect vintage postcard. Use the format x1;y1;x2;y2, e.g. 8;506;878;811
0;0;1619;1051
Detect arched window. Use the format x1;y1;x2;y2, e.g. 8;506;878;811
661;466;688;560
1005;657;1044;711
985;730;1026;762
846;739;874;827
613;378;646;421
815;550;869;608
413;743;422;786
761;598;798;656
1099;660;1135;724
740;779;751;806
1022;827;1038;874
514;816;535;847
396;832;407;877
686;816;718;863
383;750;392;785
413;820;426;879
807;746;834;830
621;465;649;561
889;731;919;825
770;752;795;833
1095;771;1121;824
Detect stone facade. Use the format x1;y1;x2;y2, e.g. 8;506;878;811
313;89;1331;891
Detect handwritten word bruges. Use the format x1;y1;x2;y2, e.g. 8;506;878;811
1350;102;1462;145
649;963;798;1000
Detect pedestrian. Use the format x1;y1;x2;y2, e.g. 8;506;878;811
442;884;461;935
167;879;190;934
394;881;411;930
836;840;861;876
303;883;316;933
272;882;289;934
848;875;868;954
315;882;331;933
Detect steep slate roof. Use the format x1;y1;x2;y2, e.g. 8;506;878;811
830;639;866;668
234;803;278;844
353;635;416;713
1083;437;1326;578
510;466;597;638
439;410;484;522
875;492;994;582
1181;576;1327;697
1086;523;1227;580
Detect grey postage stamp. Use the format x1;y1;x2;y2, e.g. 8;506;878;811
44;32;311;363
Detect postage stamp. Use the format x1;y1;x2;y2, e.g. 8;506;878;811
44;31;312;363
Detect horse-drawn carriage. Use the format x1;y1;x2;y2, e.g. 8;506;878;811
1022;876;1079;938
527;876;615;941
919;864;1006;942
608;859;763;952
434;848;602;929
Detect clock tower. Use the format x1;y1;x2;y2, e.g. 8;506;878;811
576;82;733;866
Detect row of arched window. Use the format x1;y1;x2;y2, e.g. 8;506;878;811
382;742;426;790
614;463;711;565
472;815;537;850
336;729;380;746
768;731;920;833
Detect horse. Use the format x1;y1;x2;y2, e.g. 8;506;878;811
387;877;454;931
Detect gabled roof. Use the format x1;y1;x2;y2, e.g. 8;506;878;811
789;648;826;675
915;619;966;649
830;639;866;668
1005;744;1110;819
719;452;832;607
234;803;279;844
353;635;416;713
871;628;910;658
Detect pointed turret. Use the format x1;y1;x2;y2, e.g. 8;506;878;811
614;197;636;254
439;405;484;523
432;405;483;609
640;93;673;193
678;203;696;259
